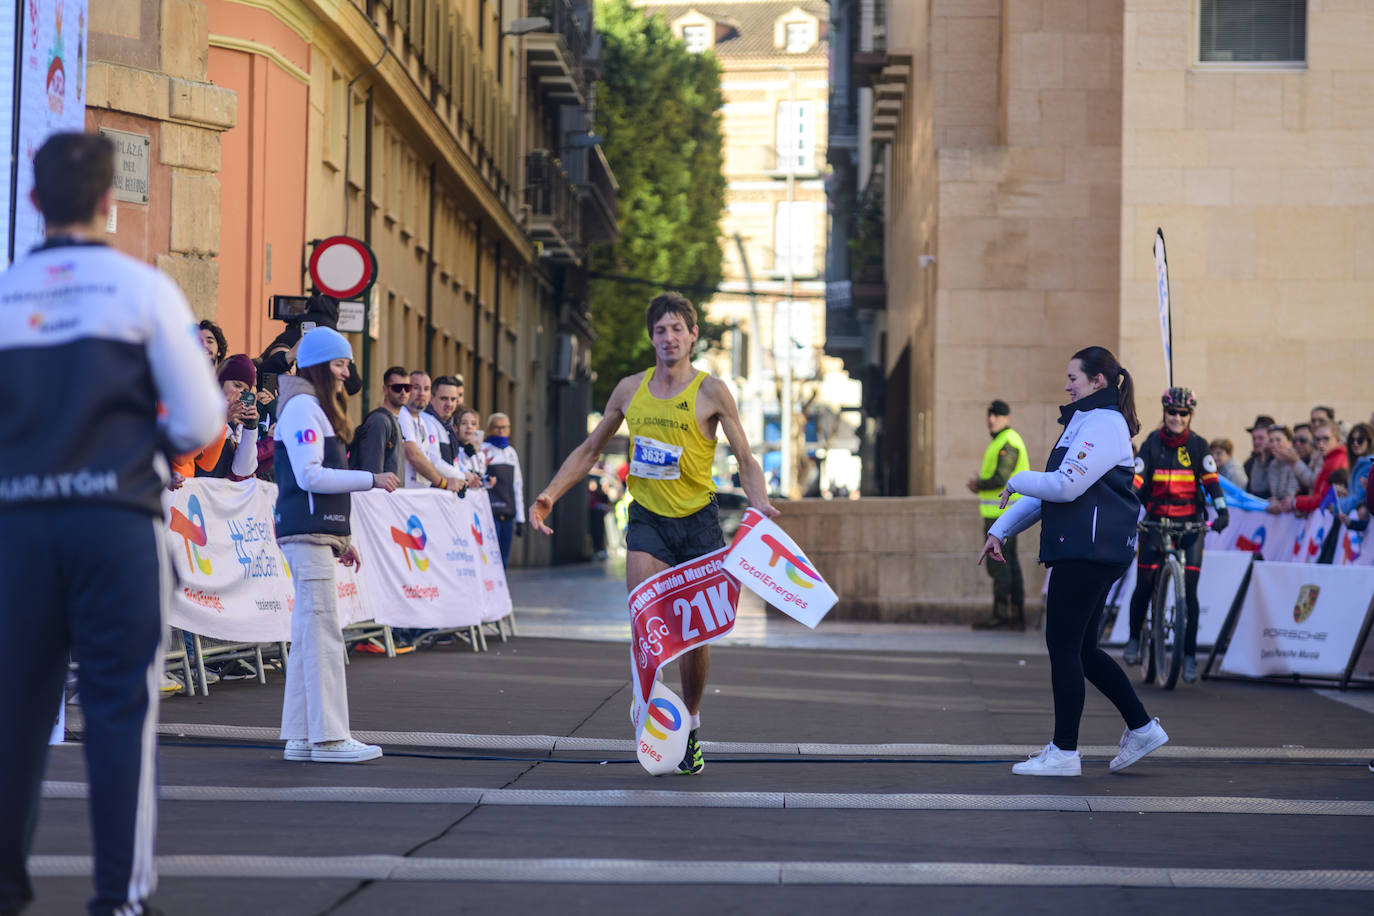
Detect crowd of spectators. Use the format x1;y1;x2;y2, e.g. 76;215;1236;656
1237;405;1372;533
169;298;527;678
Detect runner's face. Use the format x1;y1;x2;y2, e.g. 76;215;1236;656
651;314;697;365
409;374;431;411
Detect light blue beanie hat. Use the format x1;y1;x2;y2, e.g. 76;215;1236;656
296;327;353;368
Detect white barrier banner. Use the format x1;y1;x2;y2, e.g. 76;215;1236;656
1104;551;1251;647
1335;523;1374;567
722;508;837;628
164;478;296;642
1219;562;1374;679
350;488;509;628
1207;508;1306;560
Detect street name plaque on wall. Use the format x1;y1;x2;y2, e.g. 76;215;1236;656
99;127;151;204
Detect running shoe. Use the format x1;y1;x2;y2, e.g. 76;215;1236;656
677;729;704;775
1182;655;1198;683
310;737;382;763
283;739;311;761
1012;742;1081;777
353;641;387;655
1110;718;1169;772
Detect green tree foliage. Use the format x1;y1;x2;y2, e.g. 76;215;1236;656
589;0;727;405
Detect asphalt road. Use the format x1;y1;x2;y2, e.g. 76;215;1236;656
27;563;1374;915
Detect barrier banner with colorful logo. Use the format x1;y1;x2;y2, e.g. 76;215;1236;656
1108;550;1254;647
1335;521;1374;568
1219;562;1374;679
628;547;740;775
163;478;300;642
350;488;509;628
464;488;513;622
721;508;837;628
1207;508;1307;562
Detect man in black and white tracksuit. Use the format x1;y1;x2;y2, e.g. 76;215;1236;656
0;134;225;915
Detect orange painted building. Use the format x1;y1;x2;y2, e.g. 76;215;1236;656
205;0;311;359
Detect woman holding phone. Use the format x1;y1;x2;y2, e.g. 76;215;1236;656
978;346;1168;777
275;328;400;763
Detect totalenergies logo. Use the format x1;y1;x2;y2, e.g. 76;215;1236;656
1235;526;1265;553
643;697;682;741
169;495;213;575
761;533;821;589
390;514;430;571
471;515;487;564
1343;529;1363;564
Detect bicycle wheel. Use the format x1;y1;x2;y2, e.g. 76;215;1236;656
1148;562;1171;686
1158;556;1187;689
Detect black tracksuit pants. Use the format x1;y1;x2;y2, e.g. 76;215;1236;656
0;505;164;916
1044;559;1151;751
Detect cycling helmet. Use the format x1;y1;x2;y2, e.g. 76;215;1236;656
1161;387;1197;411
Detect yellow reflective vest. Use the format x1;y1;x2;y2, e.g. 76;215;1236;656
978;427;1030;519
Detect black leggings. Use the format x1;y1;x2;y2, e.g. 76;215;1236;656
1045;560;1151;751
1129;566;1202;656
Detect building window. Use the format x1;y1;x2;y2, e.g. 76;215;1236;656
776;100;816;174
1199;0;1306;64
773;201;815;277
682;24;710;53
784;21;811;53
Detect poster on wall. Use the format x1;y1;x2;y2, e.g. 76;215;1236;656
10;0;88;261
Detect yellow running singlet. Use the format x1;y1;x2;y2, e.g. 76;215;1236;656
625;369;717;518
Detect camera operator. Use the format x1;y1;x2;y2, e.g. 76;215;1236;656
258;293;362;397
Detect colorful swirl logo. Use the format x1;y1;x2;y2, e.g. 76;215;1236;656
471;515;487;564
761;533;821;589
643;697;682;741
390;514;430;572
169;494;213;575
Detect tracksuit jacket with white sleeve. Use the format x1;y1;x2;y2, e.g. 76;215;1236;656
989;387;1141;567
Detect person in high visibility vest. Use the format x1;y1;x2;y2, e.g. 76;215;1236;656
966;400;1031;629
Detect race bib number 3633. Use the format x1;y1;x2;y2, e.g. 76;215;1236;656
630;435;683;480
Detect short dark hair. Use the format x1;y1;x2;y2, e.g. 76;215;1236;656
645;291;697;336
988;399;1010;417
433;375;462;392
33;133;114;225
1328;467;1350;488
1312;405;1335;421
382;365;409;385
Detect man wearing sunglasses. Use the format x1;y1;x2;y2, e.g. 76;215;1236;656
1122;387;1228;683
349;366;409;476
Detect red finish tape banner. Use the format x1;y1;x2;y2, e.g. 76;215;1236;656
628;547;740;774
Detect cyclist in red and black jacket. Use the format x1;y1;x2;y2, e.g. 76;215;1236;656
1122;387;1229;683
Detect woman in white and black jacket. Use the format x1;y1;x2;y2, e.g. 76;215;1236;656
979;346;1169;777
275;328;399;764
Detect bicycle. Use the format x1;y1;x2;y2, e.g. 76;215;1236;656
1134;518;1210;690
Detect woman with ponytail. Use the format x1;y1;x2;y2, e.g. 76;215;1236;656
978;346;1168;777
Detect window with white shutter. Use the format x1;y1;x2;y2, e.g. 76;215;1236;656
775;100;816;174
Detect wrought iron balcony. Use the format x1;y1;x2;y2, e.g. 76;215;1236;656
526;0;589;107
525;150;582;264
564;141;619;245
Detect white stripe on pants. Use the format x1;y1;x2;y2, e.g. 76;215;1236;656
279;542;350;743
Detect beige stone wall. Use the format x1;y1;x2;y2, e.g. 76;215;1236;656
775;496;1046;621
1119;1;1374;443
931;1;1123;495
87;0;235;318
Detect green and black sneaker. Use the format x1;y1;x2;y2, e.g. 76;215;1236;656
676;729;704;775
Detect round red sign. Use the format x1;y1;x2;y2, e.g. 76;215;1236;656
308;236;377;300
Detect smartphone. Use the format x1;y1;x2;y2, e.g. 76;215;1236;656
238;390;257;407
259;371;277;392
300;321;317;334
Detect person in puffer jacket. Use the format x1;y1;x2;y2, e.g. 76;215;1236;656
274;328;399;764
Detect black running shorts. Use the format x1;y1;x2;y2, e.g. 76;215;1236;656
626;497;725;567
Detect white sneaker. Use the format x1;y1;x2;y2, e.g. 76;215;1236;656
283;739;311;762
1012;742;1081;776
159;671;183;695
310;737;382;763
1110;718;1169;772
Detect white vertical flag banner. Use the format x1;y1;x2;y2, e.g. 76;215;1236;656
1153;228;1172;388
13;0;89;259
721;508;837;628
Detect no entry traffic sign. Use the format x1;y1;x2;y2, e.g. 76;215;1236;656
309;236;377;300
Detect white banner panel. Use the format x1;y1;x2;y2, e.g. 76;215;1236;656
1220;562;1374;679
1207;508;1306;561
1334;523;1374;568
350;488;509;628
1103;552;1250;648
722;508;836;628
12;0;88;259
164;478;295;642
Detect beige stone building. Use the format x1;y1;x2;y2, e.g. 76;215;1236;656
636;0;862;496
828;0;1374;498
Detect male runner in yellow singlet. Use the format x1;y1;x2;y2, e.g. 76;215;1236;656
530;292;777;774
